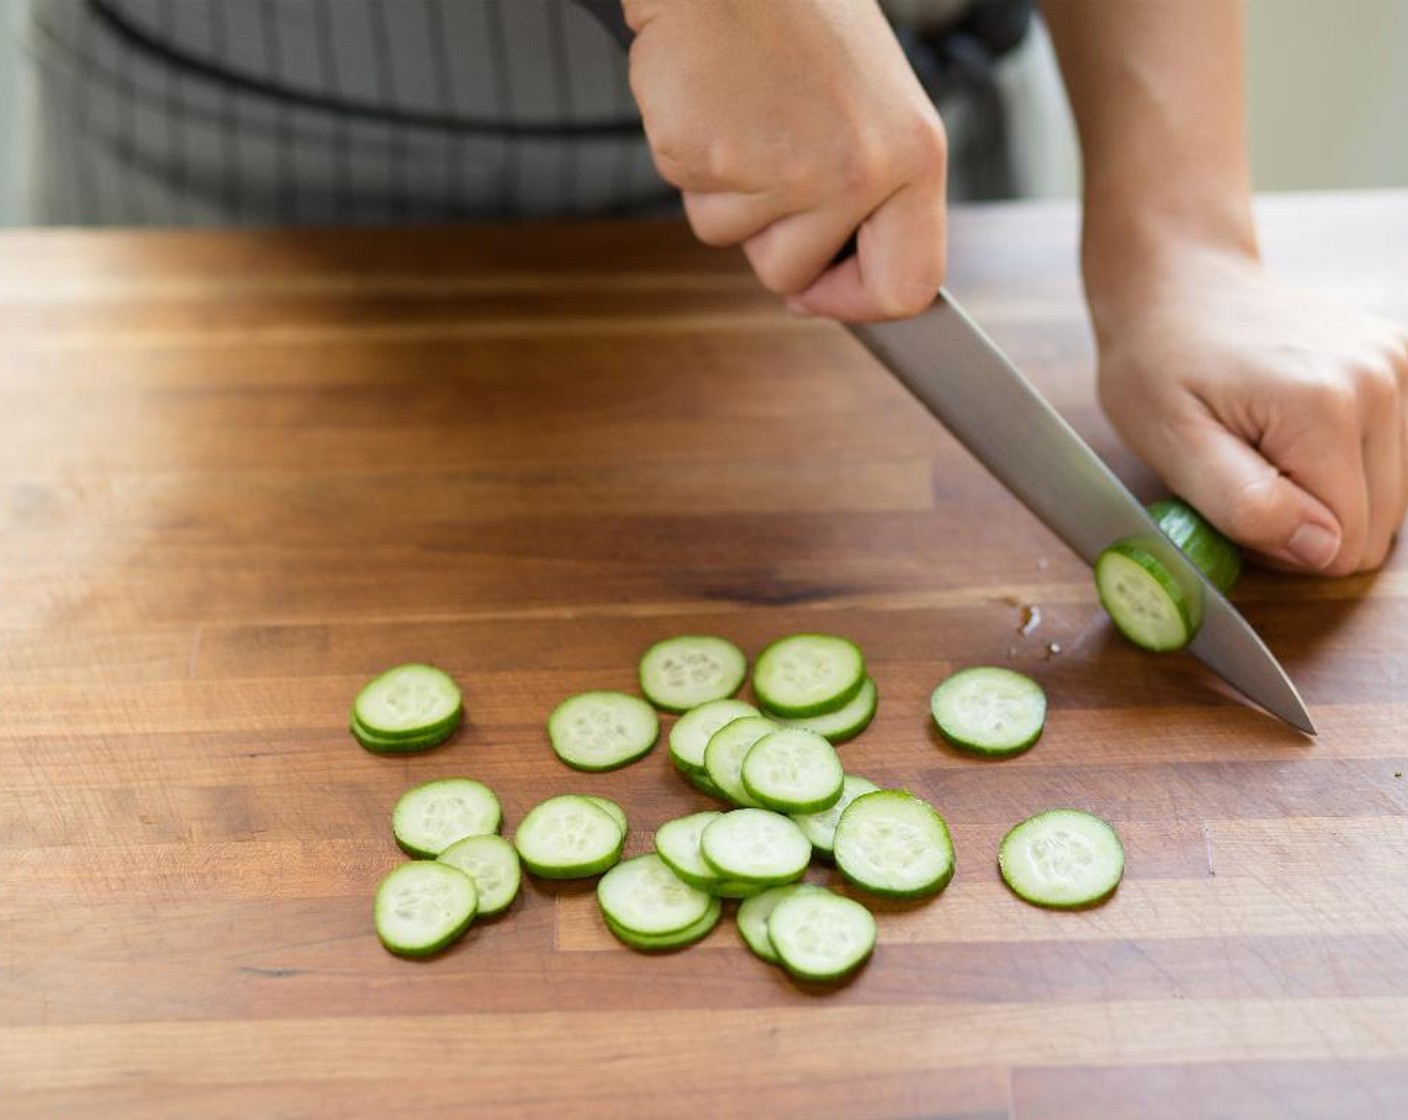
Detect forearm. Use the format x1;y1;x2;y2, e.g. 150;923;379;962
1042;0;1259;317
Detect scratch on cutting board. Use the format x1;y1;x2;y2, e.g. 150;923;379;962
1203;821;1217;877
186;625;203;679
237;966;309;979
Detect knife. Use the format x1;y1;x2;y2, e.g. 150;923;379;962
848;291;1315;734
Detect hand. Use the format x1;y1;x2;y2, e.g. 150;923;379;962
622;0;947;321
1093;246;1408;575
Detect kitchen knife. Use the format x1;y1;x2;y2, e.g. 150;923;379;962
848;291;1315;734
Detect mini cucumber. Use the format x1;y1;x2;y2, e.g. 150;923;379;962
547;691;659;772
790;773;882;857
669;698;761;776
752;633;865;719
930;666;1046;758
436;834;521;918
702;716;778;808
999;808;1125;909
391;778;502;858
740;728;844;814
736;883;823;964
653;811;724;891
374;861;477;958
639;635;748;713
597;853;716;938
699;809;811;886
605;896;723;951
352;663;462;749
833;790;954;899
1148;497;1242;593
767;888;876;982
773;676;878;743
514;794;624;879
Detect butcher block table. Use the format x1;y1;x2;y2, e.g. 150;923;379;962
4;193;1408;1119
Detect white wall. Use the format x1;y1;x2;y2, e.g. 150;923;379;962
0;0;19;225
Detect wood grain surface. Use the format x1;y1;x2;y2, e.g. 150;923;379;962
3;194;1408;1119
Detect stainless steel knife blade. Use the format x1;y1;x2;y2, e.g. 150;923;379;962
849;290;1314;734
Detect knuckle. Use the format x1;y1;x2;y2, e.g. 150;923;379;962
1222;475;1284;540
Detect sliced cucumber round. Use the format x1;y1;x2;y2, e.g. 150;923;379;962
639;635;748;713
773;676;878;744
702;715;778;808
930;666;1046;758
547;691;659;772
605;896;723;951
767;888;876;982
653;811;724;891
752;633;865;719
1148;497;1242;593
736;883;823;964
353;663;462;741
1095;541;1198;652
374;861;477;958
350;714;458;755
699;808;811;886
436;834;521;918
391;778;502;858
597;853;716;937
686;767;728;801
790;773;882;857
740;728;844;814
584;795;629;838
833;790;954;899
705;878;769;900
668;698;760;776
999;808;1125;909
514;794;624;879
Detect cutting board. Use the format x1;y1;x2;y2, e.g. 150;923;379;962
3;195;1408;1119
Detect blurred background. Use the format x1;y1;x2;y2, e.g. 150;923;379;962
0;0;1404;227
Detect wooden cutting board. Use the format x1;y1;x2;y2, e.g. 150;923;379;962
3;195;1408;1119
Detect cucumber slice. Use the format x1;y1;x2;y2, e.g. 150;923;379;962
740;728;844;814
930;666;1046;758
699;808;811;886
653;811;724;891
767;888;876;982
547;691;659;772
639;635;748;713
790;774;882;857
686;768;728;801
514;794;624;879
1095;541;1198;652
392;778;502;858
999;808;1125;909
350;714;457;755
705;878;769;900
585;796;629;838
833;790;954;899
1148;497;1242;593
597;853;715;937
773;677;878;744
669;698;761;775
752;633;865;718
605;896;723;951
436;834;521;918
374;861;477;958
736;883;823;964
353;663;462;741
703;716;778;808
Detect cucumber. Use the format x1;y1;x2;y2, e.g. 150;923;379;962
702;715;778;808
605;896;723;951
740;728;844;814
930;666;1046;758
547;691;659;772
653;811;724;891
686;767;729;801
767;888;876;982
585;796;629;838
833;790;954;899
752;633;865;719
639;635;748;713
699;808;811;886
668;698;760;776
736;883;823;964
374;861;477;958
790;773;881;857
773;676;878;744
436;834;521;918
514;794;624;879
391;778;502;858
998;808;1125;909
1148;497;1242;593
705;878;769;900
597;853;715;937
351;663;462;750
1095;541;1198;652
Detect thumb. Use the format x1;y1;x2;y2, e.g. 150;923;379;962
1157;417;1344;572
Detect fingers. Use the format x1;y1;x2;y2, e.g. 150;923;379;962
1359;361;1406;570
